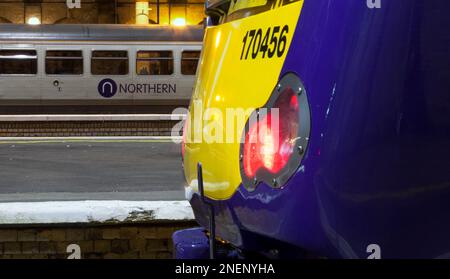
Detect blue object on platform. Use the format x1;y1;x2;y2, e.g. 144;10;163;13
173;227;210;259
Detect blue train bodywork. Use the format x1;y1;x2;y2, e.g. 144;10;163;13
175;0;450;259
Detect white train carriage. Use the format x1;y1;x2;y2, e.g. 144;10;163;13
0;24;203;113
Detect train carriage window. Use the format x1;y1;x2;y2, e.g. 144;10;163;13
137;51;173;76
91;51;128;75
181;51;201;75
46;50;83;75
0;50;37;75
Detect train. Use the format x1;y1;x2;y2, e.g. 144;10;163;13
173;0;450;259
0;24;203;114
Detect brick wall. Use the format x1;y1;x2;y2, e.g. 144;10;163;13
0;120;180;137
0;221;196;259
0;0;205;25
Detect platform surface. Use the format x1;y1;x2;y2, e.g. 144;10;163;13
0;138;185;202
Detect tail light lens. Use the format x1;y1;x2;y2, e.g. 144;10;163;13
240;73;310;190
243;91;299;177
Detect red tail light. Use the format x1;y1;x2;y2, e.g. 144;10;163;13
243;89;299;177
240;73;310;190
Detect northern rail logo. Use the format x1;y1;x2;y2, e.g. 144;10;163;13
97;79;177;98
98;79;118;98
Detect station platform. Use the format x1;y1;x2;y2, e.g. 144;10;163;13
0;200;195;259
0;137;193;259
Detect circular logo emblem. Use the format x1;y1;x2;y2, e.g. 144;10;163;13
98;79;117;98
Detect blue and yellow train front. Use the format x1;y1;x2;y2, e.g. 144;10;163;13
174;0;450;259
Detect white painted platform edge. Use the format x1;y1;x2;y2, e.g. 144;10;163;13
0;200;194;225
0;114;187;122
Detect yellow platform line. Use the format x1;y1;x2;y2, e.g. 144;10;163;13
0;139;177;145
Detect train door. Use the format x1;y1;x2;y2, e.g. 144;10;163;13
0;45;41;102
133;45;177;105
40;46;87;102
177;45;202;101
133;44;202;106
86;46;132;103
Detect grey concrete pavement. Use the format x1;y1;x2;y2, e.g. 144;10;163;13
0;139;185;201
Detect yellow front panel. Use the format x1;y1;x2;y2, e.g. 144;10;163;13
184;1;304;200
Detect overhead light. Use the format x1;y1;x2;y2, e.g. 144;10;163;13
172;18;186;27
27;17;41;25
136;2;149;25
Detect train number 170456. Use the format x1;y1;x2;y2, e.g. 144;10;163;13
240;25;289;60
